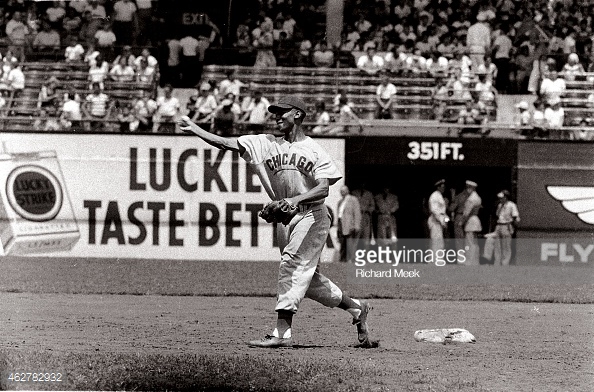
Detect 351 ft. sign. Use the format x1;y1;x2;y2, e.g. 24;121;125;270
406;141;464;161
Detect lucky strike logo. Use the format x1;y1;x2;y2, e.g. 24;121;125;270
6;165;63;222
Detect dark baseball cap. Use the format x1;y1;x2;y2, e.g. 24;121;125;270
268;96;307;115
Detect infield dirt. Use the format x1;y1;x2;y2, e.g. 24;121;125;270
2;293;593;391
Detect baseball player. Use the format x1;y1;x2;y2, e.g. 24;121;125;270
178;96;374;348
427;179;449;252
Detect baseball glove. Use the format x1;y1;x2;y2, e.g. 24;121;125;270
259;199;299;225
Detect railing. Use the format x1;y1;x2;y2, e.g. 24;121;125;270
1;116;592;141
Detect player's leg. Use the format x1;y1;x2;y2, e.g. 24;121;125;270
305;268;374;347
248;207;326;348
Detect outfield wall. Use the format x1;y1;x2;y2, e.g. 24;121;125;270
0;133;344;260
2;132;593;264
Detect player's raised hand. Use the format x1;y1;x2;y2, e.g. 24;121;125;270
178;115;193;132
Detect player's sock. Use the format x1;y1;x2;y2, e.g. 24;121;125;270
273;310;293;338
338;294;362;319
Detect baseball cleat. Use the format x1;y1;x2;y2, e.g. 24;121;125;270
247;334;293;348
353;300;372;345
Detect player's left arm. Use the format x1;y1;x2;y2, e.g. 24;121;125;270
285;178;329;206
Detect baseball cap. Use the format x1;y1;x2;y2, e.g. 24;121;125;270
268;96;308;115
434;179;446;187
497;190;510;198
466;180;478;187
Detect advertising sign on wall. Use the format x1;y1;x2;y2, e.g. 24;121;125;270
0;134;345;261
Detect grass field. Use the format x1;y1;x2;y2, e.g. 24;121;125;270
1;257;593;391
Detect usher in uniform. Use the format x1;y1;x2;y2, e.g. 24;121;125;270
237;134;343;313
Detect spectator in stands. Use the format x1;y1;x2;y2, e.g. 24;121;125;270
132;89;157;132
514;100;532;138
491;23;512;93
191;82;218;125
474;72;497;105
241;89;271;133
60;89;83;131
544;96;565;138
540;70;566;106
282;11;297;39
329;96;362;134
218;70;245;101
253;19;276;68
562;53;585;82
466;13;491;69
427;52;449;77
436;33;456;60
306;99;331;135
6;11;29;61
88;53;109;90
295;31;313;67
431;78;449;121
133;47;157;69
84;43;100;66
531;99;547;138
113;45;135;67
384;48;406;76
6;61;24;97
375;72;396;119
85;0;106;20
32;21;61;58
79;10;101;47
62;7;82;36
357;44;384;75
136;58;154;83
83;83;112;131
112;0;137;46
457;96;487;135
312;41;334;67
34;109;61;131
117;104;135;133
446;69;471;101
94;22;117;61
355;13;373;35
154;84;180;133
109;56;135;82
65;36;85;62
37;75;61;115
46;1;66;29
210;99;237;136
333;89;353;113
69;0;88;15
475;54;497;84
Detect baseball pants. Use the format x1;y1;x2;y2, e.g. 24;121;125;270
464;231;480;266
275;205;343;313
493;224;513;265
427;216;445;252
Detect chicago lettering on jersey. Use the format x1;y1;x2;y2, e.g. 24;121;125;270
265;153;314;174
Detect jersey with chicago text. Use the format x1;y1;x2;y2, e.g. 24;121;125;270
238;134;341;200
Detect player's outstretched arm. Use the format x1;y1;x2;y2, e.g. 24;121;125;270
178;115;242;153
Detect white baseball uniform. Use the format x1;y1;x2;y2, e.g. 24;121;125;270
238;134;343;313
